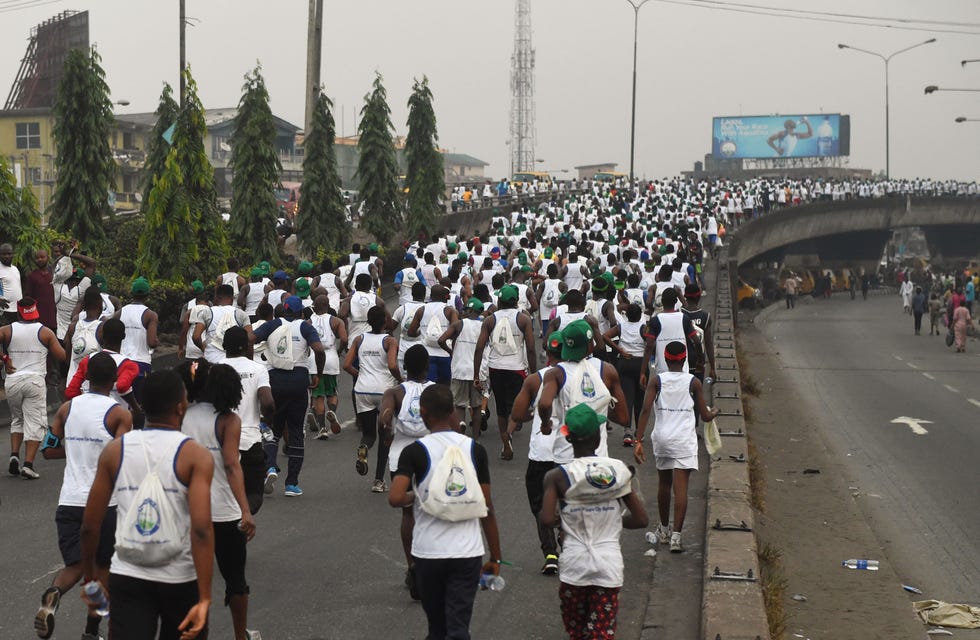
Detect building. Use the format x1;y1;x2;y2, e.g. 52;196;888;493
574;162;619;180
444;153;489;184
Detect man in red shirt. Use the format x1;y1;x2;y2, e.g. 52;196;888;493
65;318;142;418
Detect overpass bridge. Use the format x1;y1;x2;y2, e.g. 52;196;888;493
728;196;980;269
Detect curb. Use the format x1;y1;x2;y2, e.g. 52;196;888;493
701;250;771;640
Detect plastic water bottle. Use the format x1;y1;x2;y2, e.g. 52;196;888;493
842;559;879;571
479;573;506;591
644;531;658;545
817;117;834;156
82;581;109;617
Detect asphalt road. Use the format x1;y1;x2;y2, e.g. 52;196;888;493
758;293;980;604
0;355;687;640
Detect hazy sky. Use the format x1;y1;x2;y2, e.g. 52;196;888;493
2;0;978;180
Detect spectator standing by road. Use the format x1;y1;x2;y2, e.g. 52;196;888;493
784;272;800;309
0;243;23;326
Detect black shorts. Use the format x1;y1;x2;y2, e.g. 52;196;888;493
488;368;525;417
108;574;203;640
213;520;249;605
56;505;116;567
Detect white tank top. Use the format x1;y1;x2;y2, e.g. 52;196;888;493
347;291;375;346
67;315;102;384
450;318;482;380
99;293;116;320
59;393;120;507
203;305;246;364
308;313;339;375
111;429;195;584
557;310;586;328
540;279;562;309
388;380;434;473
56;279;90;340
243;282;265;316
184;302;206;360
527;368;556;462
120;304;152;364
653;371;696;458
221;272;240;296
553;358;610;463
319;273;342;310
354;333;396;394
80;350;132;406
619;319;646;357
396;302;424;358
486;309;526;371
267;289;287;309
653;312;689;374
6;322;46;378
182;403;241;523
420;301;450;357
515;283;531;312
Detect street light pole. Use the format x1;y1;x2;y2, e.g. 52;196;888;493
838;38;936;180
626;0;650;187
179;0;186;108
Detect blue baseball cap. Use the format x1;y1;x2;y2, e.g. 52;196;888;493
284;296;303;312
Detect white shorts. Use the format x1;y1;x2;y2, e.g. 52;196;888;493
354;392;384;414
7;374;48;440
655;454;699;471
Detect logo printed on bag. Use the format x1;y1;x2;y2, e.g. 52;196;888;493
585;462;617;490
445;466;467;497
408;397;422;420
135;498;162;536
580;371;596;399
274;335;289;356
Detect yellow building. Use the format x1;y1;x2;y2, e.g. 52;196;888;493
0;107;151;214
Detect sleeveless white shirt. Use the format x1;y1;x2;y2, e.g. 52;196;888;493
120;304;152;364
6;322;47;378
354;333;396;395
653;371;697;459
182;403;241;523
388;380;433;473
59;393;120;507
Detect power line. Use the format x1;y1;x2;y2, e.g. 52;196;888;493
656;0;980;36
679;0;980;29
0;0;64;14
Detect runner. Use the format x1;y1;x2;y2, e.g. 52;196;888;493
407;284;458;384
437;297;485;437
117;277;159;412
34;352;132;640
307;294;347;440
192;284;252;364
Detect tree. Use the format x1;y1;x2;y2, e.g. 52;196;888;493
0;156;47;264
357;73;401;245
404;76;445;239
137;68;228;280
296;90;348;256
141;83;179;208
228;65;281;262
49;47;116;244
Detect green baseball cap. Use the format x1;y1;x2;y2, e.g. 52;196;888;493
465;297;484;312
561;320;593;361
498;284;519;304
591;277;610;293
368;243;378;252
298;260;314;275
545;329;564;356
458;251;468;261
191;279;205;294
543;247;554;258
131;277;150;295
259;261;271;275
250;267;264;278
92;274;108;292
73;267;86;279
448;241;458;251
294;277;311;299
560;403;606;439
601;271;615;285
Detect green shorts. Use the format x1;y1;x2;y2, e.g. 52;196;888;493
311;374;338;398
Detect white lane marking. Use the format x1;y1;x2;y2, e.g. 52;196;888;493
944;385;959;393
906;362;918;369
893;355;903;361
890;416;932;436
341;419;356;430
31;565;63;585
969;399;980;409
922;373;935;380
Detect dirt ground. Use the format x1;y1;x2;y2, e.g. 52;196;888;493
738;320;931;640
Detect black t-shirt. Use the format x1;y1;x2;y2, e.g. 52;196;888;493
395;435;491;485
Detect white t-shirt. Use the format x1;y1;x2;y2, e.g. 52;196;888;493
0;263;23;307
221;356;270;450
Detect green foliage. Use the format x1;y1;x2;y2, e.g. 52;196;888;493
142;83;180;207
0;156;48;264
357;73;401;245
296;90;349;256
137;68;228;281
404;76;445;239
49;47;117;244
228;65;281;262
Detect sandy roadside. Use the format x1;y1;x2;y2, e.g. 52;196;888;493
738;316;930;640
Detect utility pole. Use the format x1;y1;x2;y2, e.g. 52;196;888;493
305;0;323;135
179;0;186;107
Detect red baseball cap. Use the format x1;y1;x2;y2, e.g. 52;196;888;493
17;299;39;321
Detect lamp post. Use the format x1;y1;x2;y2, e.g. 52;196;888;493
838;38;936;179
955;117;980;123
924;85;980;94
962;59;980;67
625;0;650;187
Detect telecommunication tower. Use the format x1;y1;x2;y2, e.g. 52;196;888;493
509;0;536;176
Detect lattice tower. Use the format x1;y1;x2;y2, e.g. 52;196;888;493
509;0;536;175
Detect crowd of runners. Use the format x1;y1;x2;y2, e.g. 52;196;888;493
0;175;977;640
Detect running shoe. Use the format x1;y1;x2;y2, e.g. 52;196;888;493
326;410;342;434
355;444;369;476
371;479;387;493
405;565;421;601
315;428;330;441
458;420;467;434
245;631;262;640
541;554;559;576
306;413;318;432
670;531;683;553
480;410;489;432
80;634;103;640
655;524;671;545
264;468;278;495
622;430;634;447
9;455;20;476
284;485;303;497
21;465;40;479
34;586;60;639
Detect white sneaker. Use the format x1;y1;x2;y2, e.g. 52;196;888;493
655;524;671;545
315;428;330;440
670;531;683;553
20;465;40;479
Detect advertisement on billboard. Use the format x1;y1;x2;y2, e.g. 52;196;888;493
712;114;842;159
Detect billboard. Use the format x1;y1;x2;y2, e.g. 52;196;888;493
712;114;844;159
